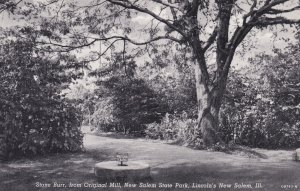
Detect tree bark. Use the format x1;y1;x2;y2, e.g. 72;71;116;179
187;27;225;147
190;0;234;147
183;0;234;147
193;57;226;146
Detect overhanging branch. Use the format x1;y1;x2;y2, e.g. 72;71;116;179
226;0;299;79
106;0;187;38
36;35;183;52
151;0;180;11
268;6;300;14
250;16;300;26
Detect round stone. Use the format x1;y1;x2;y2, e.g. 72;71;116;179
94;161;150;181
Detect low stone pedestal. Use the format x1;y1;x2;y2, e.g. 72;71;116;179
94;161;150;181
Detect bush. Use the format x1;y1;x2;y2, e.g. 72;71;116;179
0;97;83;160
0;39;83;160
219;67;300;149
145;112;199;146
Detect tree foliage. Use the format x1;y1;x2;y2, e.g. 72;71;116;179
17;0;298;146
140;61;197;117
220;35;300;148
89;63;168;134
1;0;300;148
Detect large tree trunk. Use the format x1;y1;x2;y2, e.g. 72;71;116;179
185;0;234;147
192;0;234;147
188;36;227;147
193;57;227;147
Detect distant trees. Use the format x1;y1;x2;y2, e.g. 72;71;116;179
104;75;167;134
87;56;168;134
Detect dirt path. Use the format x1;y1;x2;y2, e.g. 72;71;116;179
1;133;299;191
84;134;300;191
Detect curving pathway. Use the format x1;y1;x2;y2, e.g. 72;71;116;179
84;133;300;191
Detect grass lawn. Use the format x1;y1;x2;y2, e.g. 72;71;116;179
1;133;300;191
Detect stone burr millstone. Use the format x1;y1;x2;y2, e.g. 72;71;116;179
94;161;150;181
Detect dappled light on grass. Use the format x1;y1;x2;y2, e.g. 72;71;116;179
0;151;108;191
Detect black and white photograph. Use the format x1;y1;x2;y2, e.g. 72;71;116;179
0;0;300;190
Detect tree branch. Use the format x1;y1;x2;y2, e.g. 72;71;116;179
151;0;180;10
251;16;300;26
81;39;122;61
37;35;183;52
202;25;218;52
0;0;23;13
106;0;187;38
268;6;300;14
255;0;290;17
243;0;257;24
223;0;299;83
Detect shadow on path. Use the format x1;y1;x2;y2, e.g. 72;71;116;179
0;134;299;191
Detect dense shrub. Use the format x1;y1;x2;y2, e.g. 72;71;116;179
0;99;83;160
220;103;300;149
145;113;199;146
219;50;300;149
0;39;83;160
